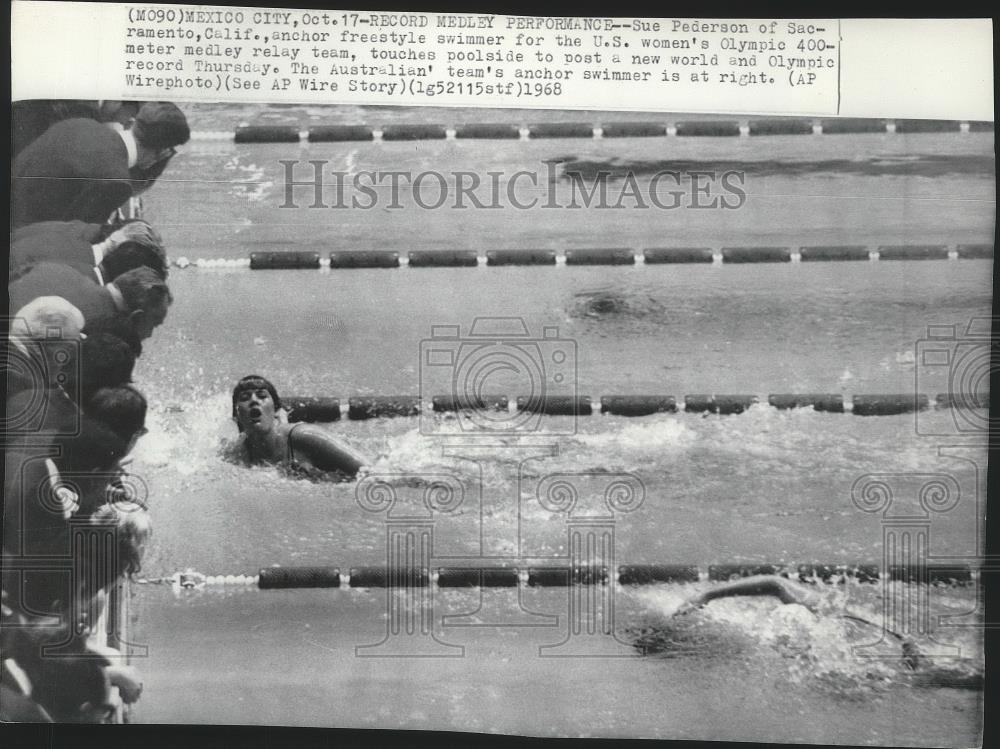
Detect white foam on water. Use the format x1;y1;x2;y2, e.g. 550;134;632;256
344;149;358;176
129;390;313;496
132;392;233;476
631;585;699;618
574;417;697;455
630;583;909;691
573;405;830;476
630;580;985;695
365;427;464;475
222;155;272;202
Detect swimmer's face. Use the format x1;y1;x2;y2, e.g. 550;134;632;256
235;387;278;433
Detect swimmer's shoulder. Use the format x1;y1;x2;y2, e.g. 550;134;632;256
285;422;328;445
285;422;338;463
285;422;366;474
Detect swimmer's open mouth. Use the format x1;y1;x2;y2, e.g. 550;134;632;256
248;406;262;420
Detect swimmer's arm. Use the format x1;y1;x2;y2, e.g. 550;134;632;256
675;575;816;615
290;425;370;475
672;578;924;668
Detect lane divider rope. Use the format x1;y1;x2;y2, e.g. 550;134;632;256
264;393;975;421
138;563;977;590
190;119;991;142
171;245;993;269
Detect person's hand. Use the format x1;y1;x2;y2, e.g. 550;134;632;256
106;664;144;704
107;220;163;250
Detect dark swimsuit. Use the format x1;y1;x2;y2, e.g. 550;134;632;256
283;423;352;482
284;423;308;474
286;423;304;463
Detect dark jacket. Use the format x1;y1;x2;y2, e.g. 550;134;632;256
8;262;121;334
12;118;133;228
10;221;104;281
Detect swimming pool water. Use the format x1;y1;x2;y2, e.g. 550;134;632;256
121;105;990;741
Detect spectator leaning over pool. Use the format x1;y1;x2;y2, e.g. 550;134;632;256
3;382;151;627
6;293;85;377
10;99;148;159
10;264;173;354
11;218;167;284
12;101;189;228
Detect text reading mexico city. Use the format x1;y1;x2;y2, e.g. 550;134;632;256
126;9;827;93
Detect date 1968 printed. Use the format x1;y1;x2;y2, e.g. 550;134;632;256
120;8;840;111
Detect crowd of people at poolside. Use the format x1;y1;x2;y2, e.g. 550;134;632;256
4;100;375;722
3;99;189;722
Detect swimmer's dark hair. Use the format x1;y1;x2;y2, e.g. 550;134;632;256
232;375;282;432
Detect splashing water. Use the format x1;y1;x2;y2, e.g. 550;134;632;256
626;583;984;698
367;427;470;476
122;380;983;700
565;288;674;338
573;418;697;455
223;156;272;202
131;392;234;477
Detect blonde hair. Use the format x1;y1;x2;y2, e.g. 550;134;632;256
89;501;152;577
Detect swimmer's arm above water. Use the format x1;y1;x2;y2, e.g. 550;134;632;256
289;424;370;476
673;575;924;669
674;575;819;616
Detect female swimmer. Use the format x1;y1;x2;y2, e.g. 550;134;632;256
231;375;370;478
